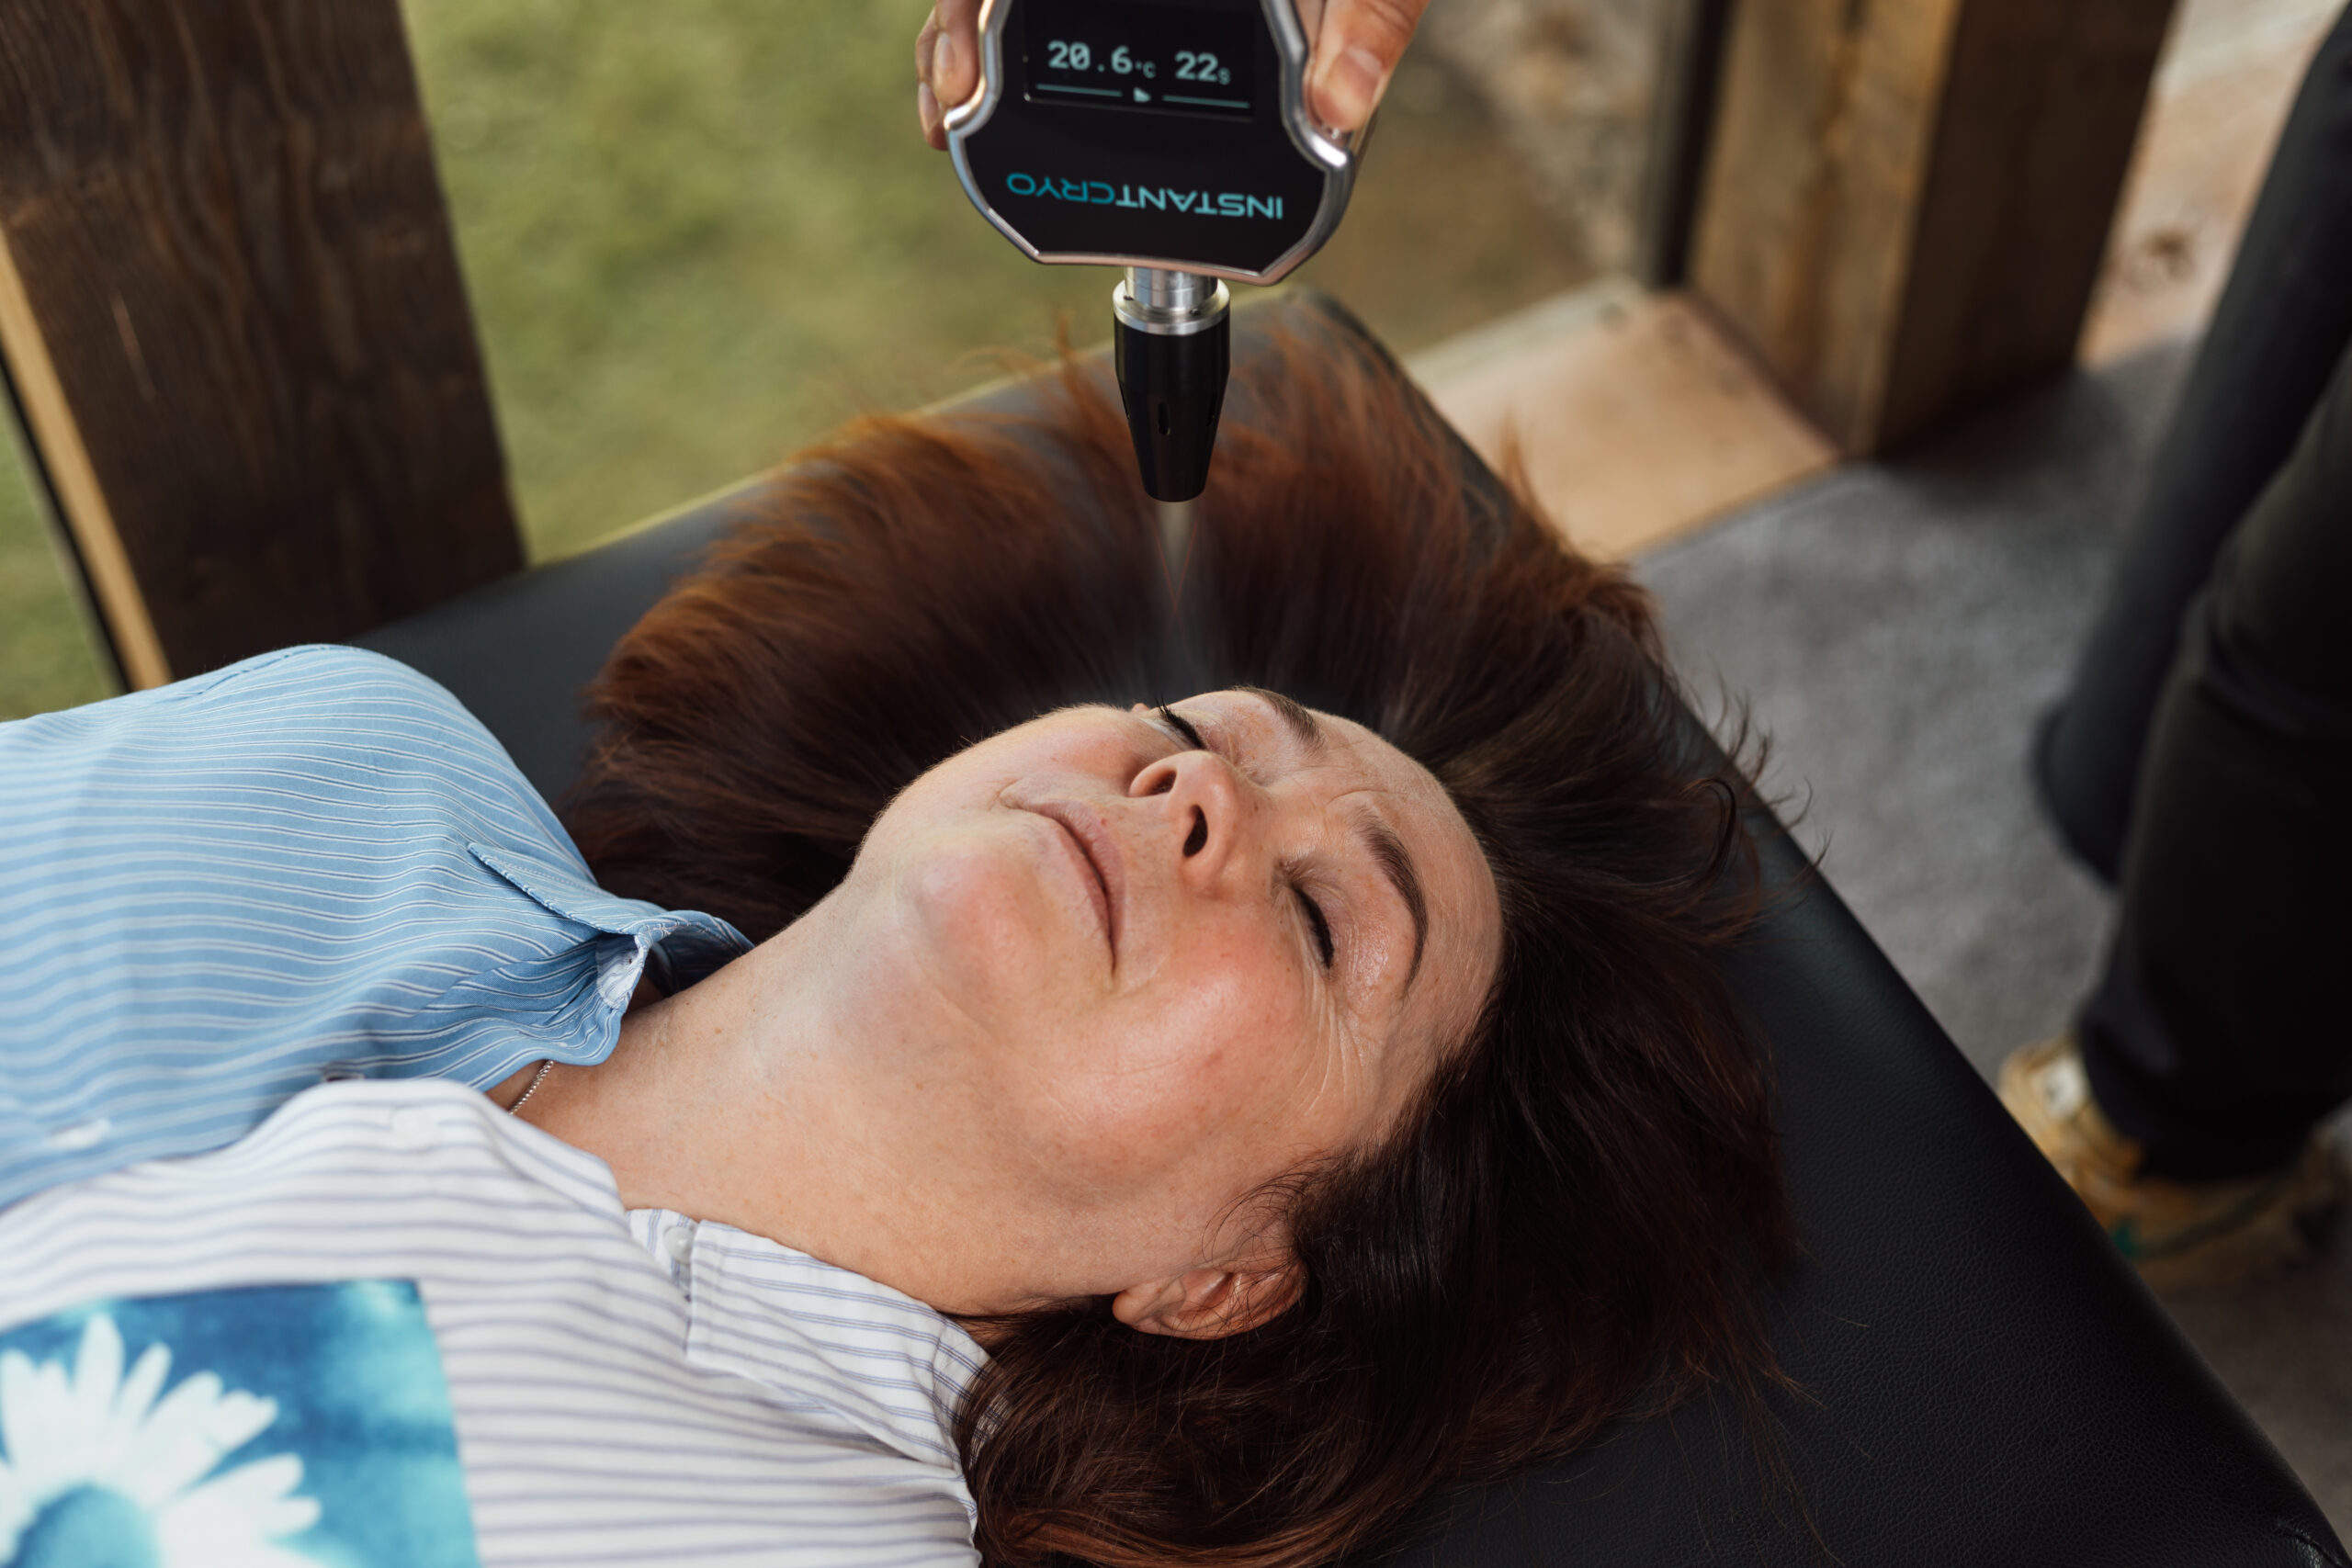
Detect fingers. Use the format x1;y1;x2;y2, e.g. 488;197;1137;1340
915;10;944;148
1306;0;1429;133
931;0;982;107
915;0;986;150
915;8;941;85
918;81;944;150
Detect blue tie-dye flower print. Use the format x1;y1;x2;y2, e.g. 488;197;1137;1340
0;1283;480;1568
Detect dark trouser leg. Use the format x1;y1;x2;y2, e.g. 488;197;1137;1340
2079;342;2352;1179
2036;6;2352;882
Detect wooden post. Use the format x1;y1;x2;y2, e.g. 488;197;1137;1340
1688;0;2177;455
1634;0;1735;290
0;0;522;687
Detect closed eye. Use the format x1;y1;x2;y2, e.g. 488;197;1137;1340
1157;705;1206;750
1295;881;1335;968
1157;704;1336;971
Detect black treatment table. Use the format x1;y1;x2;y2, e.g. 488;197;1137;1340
357;296;2346;1567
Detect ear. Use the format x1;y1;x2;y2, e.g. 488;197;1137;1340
1110;1259;1306;1339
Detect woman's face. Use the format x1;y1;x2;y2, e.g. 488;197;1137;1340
831;690;1502;1325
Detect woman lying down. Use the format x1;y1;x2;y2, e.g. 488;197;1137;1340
0;329;1790;1568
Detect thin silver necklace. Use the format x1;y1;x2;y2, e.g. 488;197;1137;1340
505;1059;556;1116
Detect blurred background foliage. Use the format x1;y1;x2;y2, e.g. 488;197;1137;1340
1;0;1590;719
0;440;110;716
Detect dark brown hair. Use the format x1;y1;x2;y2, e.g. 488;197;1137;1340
563;311;1792;1568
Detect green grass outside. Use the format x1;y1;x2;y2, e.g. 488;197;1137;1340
0;433;113;719
1;0;1585;720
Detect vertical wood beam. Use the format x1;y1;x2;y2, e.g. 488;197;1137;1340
1690;0;2176;455
0;0;522;686
1634;0;1735;290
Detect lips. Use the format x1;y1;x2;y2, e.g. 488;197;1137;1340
1027;799;1125;962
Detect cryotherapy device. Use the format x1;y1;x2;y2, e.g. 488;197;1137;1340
944;0;1361;502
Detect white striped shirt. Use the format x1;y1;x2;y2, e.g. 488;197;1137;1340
0;644;752;1206
0;1079;985;1565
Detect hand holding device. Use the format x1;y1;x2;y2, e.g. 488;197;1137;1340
931;0;1373;503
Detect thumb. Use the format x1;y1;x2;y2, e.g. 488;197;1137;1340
1306;0;1429;133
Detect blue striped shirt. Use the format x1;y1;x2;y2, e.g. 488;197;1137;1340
0;644;752;1207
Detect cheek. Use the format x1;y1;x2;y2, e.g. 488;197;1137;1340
1044;919;1330;1195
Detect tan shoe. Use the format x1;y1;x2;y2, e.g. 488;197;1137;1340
1997;1034;2344;1291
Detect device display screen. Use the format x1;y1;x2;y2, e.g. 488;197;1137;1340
1022;0;1257;120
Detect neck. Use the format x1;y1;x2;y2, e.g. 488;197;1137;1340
514;894;1025;1313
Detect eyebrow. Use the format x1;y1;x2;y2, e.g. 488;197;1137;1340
1363;813;1430;989
1225;687;1430;989
1235;686;1322;750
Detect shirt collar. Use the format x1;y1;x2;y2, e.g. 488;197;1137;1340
681;1223;986;1471
466;840;752;998
474;1085;985;1472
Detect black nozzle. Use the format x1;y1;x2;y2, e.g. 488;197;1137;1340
1115;310;1229;502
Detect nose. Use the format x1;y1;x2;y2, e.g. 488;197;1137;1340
1132;748;1257;887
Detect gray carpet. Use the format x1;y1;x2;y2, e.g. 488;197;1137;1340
1633;336;2352;1537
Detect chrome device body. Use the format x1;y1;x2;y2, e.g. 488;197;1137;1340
1115;265;1229;333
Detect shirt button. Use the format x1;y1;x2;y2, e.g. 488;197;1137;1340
390;1108;435;1147
664;1225;694;1265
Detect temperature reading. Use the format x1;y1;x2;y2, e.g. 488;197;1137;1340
1023;0;1255;119
1174;51;1230;85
